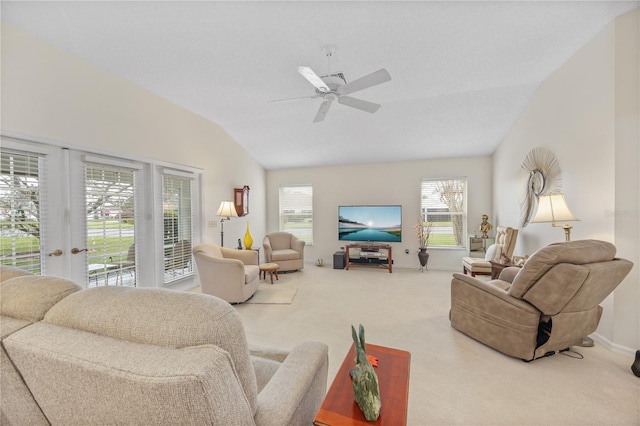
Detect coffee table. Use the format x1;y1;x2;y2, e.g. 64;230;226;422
314;343;411;426
259;262;280;284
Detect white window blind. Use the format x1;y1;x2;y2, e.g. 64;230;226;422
420;178;467;248
162;173;194;283
85;163;137;285
0;149;45;273
279;185;313;244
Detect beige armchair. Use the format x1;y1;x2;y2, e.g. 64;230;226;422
3;284;329;425
462;226;519;276
263;232;305;272
193;243;259;303
451;240;633;361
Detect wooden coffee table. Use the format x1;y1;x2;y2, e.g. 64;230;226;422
259;262;280;284
314;343;411;426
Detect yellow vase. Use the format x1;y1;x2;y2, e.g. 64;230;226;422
244;222;253;249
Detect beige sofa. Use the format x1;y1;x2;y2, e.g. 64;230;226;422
462;226;519;277
1;266;329;425
1;266;82;425
451;240;633;361
263;232;305;272
193;243;259;303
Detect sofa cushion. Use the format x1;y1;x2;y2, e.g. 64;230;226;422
272;249;301;262
43;287;258;413
0;266;34;282
1;275;81;323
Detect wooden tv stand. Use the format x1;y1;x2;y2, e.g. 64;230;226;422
345;244;392;273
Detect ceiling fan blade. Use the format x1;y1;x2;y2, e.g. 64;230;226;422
268;95;318;103
337;68;391;96
313;100;332;123
298;66;330;92
338;96;381;113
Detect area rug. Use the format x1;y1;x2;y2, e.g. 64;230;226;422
245;287;298;304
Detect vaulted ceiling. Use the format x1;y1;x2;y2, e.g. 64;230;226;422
3;1;638;169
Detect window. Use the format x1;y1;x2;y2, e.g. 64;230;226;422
0;149;45;273
279;185;313;244
420;178;467;248
162;170;194;283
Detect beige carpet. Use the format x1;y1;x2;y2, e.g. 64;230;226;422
233;266;640;426
187;284;297;304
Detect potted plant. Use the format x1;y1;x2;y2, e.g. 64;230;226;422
414;219;433;271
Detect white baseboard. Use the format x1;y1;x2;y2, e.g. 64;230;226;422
592;332;636;358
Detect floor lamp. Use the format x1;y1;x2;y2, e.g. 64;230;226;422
217;201;238;247
531;193;579;241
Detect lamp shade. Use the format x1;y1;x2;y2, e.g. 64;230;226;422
532;193;578;224
217;201;238;218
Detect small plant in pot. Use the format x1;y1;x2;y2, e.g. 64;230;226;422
414;219;433;271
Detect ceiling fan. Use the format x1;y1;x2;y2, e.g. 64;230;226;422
272;47;392;123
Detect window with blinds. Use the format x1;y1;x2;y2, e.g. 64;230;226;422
420;178;467;248
85;163;136;285
0;150;45;273
279;185;313;244
162;172;194;283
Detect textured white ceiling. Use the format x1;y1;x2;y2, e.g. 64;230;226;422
2;1;638;169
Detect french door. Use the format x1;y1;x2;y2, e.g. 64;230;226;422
1;136;148;286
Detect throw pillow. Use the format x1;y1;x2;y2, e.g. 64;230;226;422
484;244;498;261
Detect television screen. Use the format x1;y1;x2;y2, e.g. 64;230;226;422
338;205;402;242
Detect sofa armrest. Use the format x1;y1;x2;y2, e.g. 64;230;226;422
291;237;305;254
498;266;521;284
262;237;273;262
221;247;259;265
254;340;328;426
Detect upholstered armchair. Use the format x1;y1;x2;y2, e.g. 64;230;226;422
263;232;305;272
462;226;519;277
450;240;633;361
3;285;329;425
193;243;259;303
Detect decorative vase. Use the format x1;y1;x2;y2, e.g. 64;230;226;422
418;247;429;271
244;222;253;249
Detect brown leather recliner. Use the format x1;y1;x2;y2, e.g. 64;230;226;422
450;240;633;361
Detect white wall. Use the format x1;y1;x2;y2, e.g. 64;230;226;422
1;23;267;257
493;9;640;353
267;157;493;271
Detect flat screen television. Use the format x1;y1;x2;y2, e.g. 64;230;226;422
338;205;402;243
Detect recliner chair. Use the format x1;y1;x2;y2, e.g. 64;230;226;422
263;232;305;272
450;240;633;361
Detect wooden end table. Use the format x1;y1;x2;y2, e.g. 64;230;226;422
259;263;280;284
489;260;521;280
314;343;411;426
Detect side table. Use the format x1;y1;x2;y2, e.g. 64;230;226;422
489;260;521;280
314;343;411;426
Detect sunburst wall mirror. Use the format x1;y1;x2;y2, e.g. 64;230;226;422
519;147;563;228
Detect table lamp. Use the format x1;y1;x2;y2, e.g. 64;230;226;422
216;201;238;246
531;193;579;241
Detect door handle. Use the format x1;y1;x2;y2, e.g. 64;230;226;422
47;249;63;257
71;248;88;254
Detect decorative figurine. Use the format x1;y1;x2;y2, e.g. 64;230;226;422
237;239;242;250
479;214;492;239
350;324;381;421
